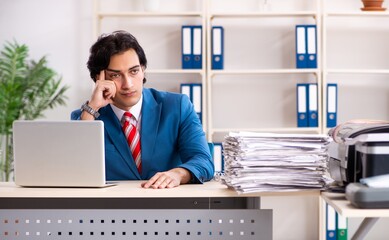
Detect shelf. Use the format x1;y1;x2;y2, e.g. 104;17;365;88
146;69;204;74
325;11;389;17
322;192;389;218
210;69;320;76
210;127;322;134
325;69;389;74
210;11;318;19
98;11;203;18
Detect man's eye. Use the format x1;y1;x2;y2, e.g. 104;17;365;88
130;69;139;75
110;74;120;79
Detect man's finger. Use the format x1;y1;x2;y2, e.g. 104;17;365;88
142;176;158;188
98;70;105;81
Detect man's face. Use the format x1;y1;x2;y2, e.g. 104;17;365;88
105;49;144;111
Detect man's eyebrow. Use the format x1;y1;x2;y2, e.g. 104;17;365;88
106;68;120;73
106;65;140;73
129;65;140;69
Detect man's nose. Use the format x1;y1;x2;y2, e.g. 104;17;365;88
122;73;134;88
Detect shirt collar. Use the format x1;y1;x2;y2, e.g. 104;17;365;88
110;94;143;122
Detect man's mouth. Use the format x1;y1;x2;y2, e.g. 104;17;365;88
121;91;135;97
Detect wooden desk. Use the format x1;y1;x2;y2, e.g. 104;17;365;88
322;192;389;240
0;180;319;198
0;181;320;240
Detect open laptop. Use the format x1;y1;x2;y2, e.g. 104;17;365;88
13;120;114;187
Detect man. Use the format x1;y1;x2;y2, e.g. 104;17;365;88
71;30;214;189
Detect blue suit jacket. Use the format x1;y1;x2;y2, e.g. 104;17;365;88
71;88;214;183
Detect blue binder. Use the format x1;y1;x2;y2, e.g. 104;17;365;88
326;204;337;240
295;25;307;68
306;25;317;68
327;83;338;128
180;83;202;123
192;26;202;69
192;83;202;122
213;143;224;174
180;83;191;100
181;26;192;69
296;83;308;127
308;83;318;127
212;26;224;70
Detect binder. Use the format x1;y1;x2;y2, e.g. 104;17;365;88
296;83;308;127
213;143;224;174
295;25;307;68
180;83;191;100
192;26;202;69
308;83;318;127
180;83;202;123
212;26;224;70
306;25;317;68
192;84;202;122
336;212;347;240
326;203;337;240
181;26;192;69
327;83;338;128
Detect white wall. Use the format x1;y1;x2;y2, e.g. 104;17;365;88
1;0;389;240
0;0;95;120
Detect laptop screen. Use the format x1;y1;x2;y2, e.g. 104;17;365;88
13;121;107;187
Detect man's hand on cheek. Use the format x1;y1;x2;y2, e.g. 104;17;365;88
89;70;116;109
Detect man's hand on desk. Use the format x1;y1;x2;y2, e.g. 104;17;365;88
141;168;191;189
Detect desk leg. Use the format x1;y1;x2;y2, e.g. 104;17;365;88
319;197;325;240
351;217;379;240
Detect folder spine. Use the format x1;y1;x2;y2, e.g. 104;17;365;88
192;83;202;122
182;26;192;69
192;26;202;69
306;25;317;68
295;25;307;68
308;83;318;127
326;204;337;240
212;26;224;70
180;83;191;100
296;83;308;127
327;83;338;128
336;212;347;240
213;143;224;174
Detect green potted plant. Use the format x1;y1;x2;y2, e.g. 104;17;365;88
0;41;69;181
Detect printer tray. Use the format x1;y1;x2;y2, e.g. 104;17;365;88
346;183;389;209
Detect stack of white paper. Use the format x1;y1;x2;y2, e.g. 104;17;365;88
221;132;332;193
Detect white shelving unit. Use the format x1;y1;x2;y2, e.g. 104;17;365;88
206;0;322;141
322;0;389;133
92;0;389;142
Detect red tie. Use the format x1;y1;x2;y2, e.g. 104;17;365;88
122;112;141;173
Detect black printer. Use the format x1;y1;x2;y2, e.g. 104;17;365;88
328;123;389;187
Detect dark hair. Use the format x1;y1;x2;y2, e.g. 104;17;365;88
87;30;147;83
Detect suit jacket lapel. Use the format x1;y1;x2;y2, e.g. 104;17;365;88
99;105;141;178
141;89;162;169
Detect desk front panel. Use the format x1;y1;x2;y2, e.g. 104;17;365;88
0;209;272;240
0;197;256;209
